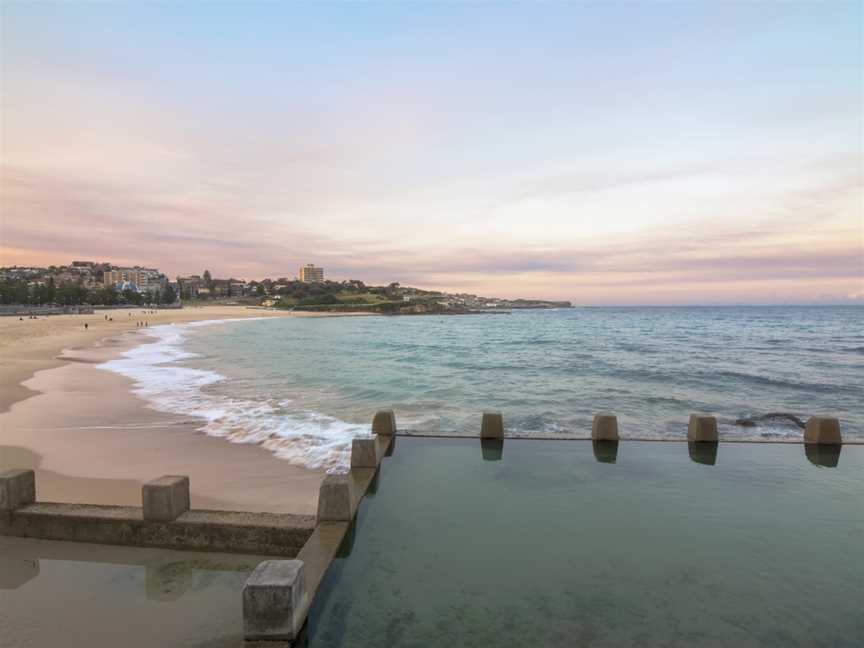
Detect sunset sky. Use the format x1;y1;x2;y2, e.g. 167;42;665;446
1;2;861;304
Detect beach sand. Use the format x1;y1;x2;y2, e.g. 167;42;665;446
0;306;373;515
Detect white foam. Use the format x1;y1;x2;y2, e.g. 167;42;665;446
97;320;369;472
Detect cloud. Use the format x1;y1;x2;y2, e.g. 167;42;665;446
2;152;861;305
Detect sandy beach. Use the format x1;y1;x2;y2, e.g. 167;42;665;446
0;306;375;515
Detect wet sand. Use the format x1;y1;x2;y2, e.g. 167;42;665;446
0;306;371;515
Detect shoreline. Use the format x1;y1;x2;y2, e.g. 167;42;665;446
0;306;367;514
0;305;377;413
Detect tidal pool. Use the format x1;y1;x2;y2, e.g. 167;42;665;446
306;438;864;648
0;537;267;647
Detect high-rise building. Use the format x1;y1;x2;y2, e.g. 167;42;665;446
299;264;324;283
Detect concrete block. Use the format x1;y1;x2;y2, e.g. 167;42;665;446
481;412;504;439
687;415;718;442
372;410;397;435
0;469;35;511
142;475;190;522
804;417;842;445
243;560;306;642
316;475;352;523
350;438;378;469
591;414;619;441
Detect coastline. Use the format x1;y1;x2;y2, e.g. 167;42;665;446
0;306;373;514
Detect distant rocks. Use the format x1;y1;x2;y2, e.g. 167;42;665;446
734;413;806;429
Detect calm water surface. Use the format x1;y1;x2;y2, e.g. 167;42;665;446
0;537;262;647
101;307;863;470
306;438;864;648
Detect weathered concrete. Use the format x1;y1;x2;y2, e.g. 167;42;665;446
0;469;35;511
481;412;504;439
688;441;718;466
350;438;378;469
243;560;307;643
804;417;842;445
591;414;619;441
142;475;190;522
687;415;718;442
316;475;352;523
592;440;619;463
372;410;397;435
2;502;314;556
296;521;351;602
350;434;393;471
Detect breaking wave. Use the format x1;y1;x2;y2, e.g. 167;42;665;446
97;320;369;473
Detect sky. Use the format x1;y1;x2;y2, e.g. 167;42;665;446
0;1;861;305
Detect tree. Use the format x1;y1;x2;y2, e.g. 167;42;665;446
122;288;143;305
161;285;177;304
385;282;401;298
55;284;86;305
0;279;30;304
203;270;214;290
91;287;119;305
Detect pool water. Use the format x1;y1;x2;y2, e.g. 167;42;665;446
306;438;864;648
0;537;267;648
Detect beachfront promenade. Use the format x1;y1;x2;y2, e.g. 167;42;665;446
1;409;849;645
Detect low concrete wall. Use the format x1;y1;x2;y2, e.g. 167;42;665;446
242;414;395;644
1;502;314;557
1;469;314;557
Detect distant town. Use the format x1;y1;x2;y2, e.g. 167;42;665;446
0;260;572;314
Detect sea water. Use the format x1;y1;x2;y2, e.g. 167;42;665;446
99;306;863;471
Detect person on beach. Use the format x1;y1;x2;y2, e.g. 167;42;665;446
84;323;88;330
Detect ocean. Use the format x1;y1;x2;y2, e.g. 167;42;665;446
99;307;863;471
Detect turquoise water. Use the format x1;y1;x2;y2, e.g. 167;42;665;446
306;438;864;648
103;306;864;470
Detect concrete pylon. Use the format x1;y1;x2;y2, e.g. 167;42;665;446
591;414;619;441
142;476;190;522
804;417;842;445
243;560;307;643
372;410;397;436
481;412;504;439
351;438;378;469
687;415;718;442
316;475;352;523
0;469;35;511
